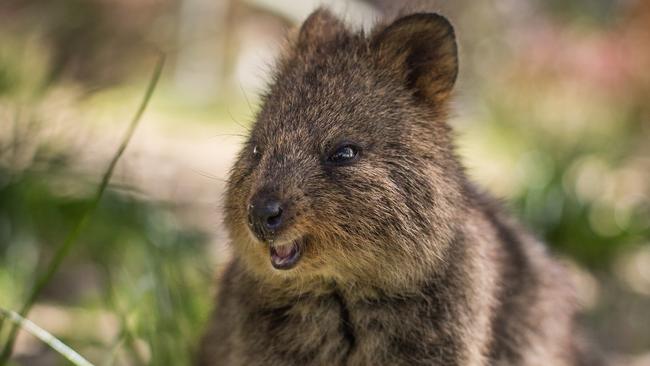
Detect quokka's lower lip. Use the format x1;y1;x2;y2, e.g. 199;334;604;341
269;238;304;270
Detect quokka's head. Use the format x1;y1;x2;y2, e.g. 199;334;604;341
224;8;469;291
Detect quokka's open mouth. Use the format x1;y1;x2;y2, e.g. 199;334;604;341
269;237;304;270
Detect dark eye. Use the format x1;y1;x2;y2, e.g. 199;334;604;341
252;144;262;159
326;144;361;165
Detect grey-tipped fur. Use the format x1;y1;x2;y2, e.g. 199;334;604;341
198;6;599;366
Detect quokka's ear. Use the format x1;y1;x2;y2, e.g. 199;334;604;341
298;8;346;48
373;13;458;105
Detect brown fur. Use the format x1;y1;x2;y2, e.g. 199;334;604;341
198;8;597;366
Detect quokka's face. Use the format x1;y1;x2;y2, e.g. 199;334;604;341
224;9;464;284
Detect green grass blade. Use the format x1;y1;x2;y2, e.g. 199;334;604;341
0;308;95;366
0;53;165;365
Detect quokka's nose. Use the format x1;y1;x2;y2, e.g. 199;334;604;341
247;196;284;241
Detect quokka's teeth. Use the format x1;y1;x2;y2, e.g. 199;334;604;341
273;244;294;258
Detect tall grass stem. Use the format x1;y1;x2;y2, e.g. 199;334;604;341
0;54;165;365
0;308;95;366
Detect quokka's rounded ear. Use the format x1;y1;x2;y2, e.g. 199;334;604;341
372;13;458;105
298;8;347;47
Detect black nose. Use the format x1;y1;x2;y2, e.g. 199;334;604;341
248;197;284;241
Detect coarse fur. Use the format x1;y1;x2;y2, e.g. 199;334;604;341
198;7;599;366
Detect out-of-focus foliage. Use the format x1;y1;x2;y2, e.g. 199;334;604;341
459;1;650;268
0;161;211;365
0;3;213;363
0;0;648;364
0;60;212;364
453;0;650;354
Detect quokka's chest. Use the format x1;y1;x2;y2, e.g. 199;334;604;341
235;293;464;366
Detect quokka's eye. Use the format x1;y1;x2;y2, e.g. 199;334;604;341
252;144;261;158
326;143;361;165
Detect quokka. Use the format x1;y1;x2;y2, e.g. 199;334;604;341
198;5;604;366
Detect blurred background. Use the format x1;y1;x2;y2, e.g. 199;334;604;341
0;0;648;364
